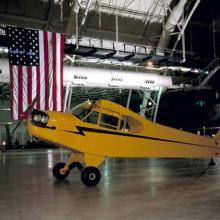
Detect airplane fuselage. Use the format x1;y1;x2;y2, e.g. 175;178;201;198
27;100;220;159
0;58;172;90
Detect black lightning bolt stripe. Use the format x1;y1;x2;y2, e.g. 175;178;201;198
63;126;220;150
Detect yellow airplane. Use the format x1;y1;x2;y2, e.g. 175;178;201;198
26;99;220;187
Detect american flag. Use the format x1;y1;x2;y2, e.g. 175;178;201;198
6;26;64;120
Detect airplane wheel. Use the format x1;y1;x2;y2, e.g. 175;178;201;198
53;162;70;180
81;166;101;187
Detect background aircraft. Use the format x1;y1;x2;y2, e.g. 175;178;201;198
0;58;172;90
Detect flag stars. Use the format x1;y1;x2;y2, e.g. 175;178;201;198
7;27;40;66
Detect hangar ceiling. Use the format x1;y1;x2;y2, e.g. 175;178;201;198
0;0;199;54
0;0;204;78
0;0;173;45
0;0;219;66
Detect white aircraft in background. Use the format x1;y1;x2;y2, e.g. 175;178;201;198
0;58;172;90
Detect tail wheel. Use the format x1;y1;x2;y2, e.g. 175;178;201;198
81;166;101;187
52;162;70;180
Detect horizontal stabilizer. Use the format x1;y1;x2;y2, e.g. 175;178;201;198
215;130;220;139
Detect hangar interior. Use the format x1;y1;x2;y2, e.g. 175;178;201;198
1;0;220;219
1;0;220;144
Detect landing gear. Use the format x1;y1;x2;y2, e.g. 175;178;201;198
53;162;70;180
52;162;83;180
69;162;83;171
81;166;101;187
209;157;216;166
52;152;103;186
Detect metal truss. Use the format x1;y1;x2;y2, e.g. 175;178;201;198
158;0;201;63
139;88;163;122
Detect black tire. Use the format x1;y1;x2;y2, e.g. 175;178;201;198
81;166;101;187
52;162;70;180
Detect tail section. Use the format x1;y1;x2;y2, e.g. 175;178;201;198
215;130;220;139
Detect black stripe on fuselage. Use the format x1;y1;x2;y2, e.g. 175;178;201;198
63;126;219;150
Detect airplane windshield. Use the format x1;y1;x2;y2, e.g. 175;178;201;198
71;101;95;120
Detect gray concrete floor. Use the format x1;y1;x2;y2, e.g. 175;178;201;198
0;149;220;220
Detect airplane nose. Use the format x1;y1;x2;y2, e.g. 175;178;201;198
30;109;49;127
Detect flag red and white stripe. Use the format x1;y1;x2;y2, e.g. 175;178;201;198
8;29;64;120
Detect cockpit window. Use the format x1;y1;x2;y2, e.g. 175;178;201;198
83;111;99;125
71;100;143;133
71;101;95;120
100;113;119;130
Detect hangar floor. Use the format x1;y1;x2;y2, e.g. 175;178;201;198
0;149;220;220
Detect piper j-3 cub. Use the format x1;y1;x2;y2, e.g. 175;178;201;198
27;100;220;187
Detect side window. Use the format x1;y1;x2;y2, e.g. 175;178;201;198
100;113;119;130
83;111;99;125
120;119;130;132
121;115;143;133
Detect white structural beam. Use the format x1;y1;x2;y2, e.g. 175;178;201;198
140;91;151;117
115;10;119;42
78;0;92;39
67;87;73;112
45;0;54;31
126;89;132;109
139;89;163;121
64;82;71;112
153;87;162;122
80;0;92;28
157;0;187;49
171;0;201;54
65;0;82;37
